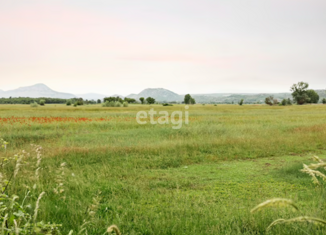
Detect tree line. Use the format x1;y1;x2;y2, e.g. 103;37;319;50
0;97;70;104
265;82;325;106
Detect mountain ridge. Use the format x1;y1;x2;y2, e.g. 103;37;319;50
0;83;76;99
127;88;182;102
1;84;325;103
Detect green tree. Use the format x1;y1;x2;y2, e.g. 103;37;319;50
281;99;287;106
124;98;136;103
239;99;244;106
97;99;101;104
139;97;145;104
146;97;155;104
66;100;72;106
306;89;319;104
322;98;326;104
290;82;310;105
39;99;45;106
287;98;293;105
184;94;192;104
190;97;196;104
76;98;84;105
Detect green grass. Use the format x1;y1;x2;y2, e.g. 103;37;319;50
1;104;326;234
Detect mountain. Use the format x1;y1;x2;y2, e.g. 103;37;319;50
111;94;125;99
76;93;108;101
127;88;182;102
0;84;76;99
191;90;326;103
1;83;325;103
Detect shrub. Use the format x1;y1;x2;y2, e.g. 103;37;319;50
306;89;319;104
162;103;173;106
238;99;244;106
39;99;45;106
76;98;84;106
273;98;279;105
115;101;122;107
102;101;109;107
322;98;326;104
74;102;78;107
281;99;287;106
123;101;128;107
287;98;293;105
30;102;38;107
265;96;274;105
66;100;72;106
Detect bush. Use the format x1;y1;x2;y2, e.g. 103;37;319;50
306;89;319;104
287;98;293;105
281;99;287;106
66;100;72;106
76;99;83;105
265;96;273;105
102;101;124;107
323;98;326;104
30;102;38;107
39;99;45;106
102;101;110;107
74;102;78;107
162;103;173;106
238;99;244;106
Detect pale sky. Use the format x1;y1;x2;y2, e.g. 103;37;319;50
1;0;326;95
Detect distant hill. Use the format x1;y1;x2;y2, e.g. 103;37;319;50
0;84;76;99
127;88;182;102
1;83;325;103
192;90;326;104
316;90;326;100
110;94;125;99
76;93;108;101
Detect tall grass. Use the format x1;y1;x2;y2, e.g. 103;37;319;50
1;104;326;234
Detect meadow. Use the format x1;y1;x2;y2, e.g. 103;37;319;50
1;104;326;234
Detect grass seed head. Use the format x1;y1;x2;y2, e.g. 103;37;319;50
312;156;324;163
34;192;45;223
301;164;320;185
267;216;326;231
107;225;121;235
251;198;298;213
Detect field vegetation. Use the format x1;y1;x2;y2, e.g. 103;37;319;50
1;104;326;234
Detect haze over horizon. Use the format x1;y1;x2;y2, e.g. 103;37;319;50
1;0;326;96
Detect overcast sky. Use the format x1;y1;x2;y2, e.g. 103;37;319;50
1;0;326;95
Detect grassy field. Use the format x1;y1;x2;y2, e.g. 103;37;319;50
1;104;326;234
